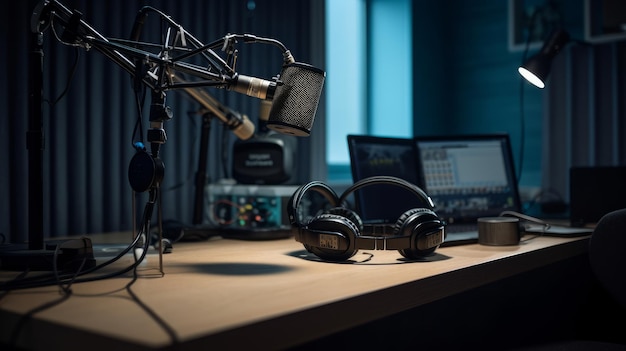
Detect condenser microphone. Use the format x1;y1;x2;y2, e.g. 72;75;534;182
228;74;277;100
172;74;255;140
266;62;325;137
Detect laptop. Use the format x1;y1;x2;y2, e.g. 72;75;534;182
347;135;424;224
414;134;523;245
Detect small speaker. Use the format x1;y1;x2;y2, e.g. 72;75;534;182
266;62;325;137
478;217;520;246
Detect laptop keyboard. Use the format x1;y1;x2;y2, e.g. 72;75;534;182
439;222;479;247
445;223;478;234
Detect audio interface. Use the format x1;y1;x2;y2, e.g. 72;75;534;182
204;183;298;234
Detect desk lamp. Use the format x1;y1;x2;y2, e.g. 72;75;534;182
518;29;570;88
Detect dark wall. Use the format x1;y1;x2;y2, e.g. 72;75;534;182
413;1;545;187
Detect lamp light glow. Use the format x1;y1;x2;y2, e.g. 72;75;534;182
518;29;570;88
518;66;545;89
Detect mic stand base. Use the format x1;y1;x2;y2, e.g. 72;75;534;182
0;239;97;272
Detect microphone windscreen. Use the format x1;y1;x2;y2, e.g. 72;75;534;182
266;63;325;137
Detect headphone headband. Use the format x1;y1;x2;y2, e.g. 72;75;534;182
288;176;436;227
338;176;435;210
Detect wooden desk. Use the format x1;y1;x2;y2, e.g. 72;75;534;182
0;234;590;350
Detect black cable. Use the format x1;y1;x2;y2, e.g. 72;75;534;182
132;79;147;147
500;210;551;229
0;271;27;301
5;202;156;348
124;274;179;345
125;248;180;345
526;187;565;211
53;237;91;294
517;7;540;186
160;110;200;192
8;240;91;348
499;210;551;242
518;75;526;185
125;187;180;344
8;289;72;348
0;192;157;291
0;232;140;291
45;47;81;108
221;124;230;178
5;191;178;348
2;67;154;292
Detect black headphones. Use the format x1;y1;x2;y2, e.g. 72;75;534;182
288;176;445;261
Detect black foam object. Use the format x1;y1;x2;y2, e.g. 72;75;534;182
589;208;626;309
232;134;296;185
128;150;165;193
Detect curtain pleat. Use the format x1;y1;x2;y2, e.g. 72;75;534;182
543;41;626;202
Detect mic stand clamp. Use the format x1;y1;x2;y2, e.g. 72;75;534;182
147;90;172;155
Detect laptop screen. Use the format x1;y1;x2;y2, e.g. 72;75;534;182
347;135;424;223
414;134;521;223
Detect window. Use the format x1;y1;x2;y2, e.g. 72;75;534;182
325;0;412;182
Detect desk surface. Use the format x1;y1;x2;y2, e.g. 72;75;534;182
0;234;590;350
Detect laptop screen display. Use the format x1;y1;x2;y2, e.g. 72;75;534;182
415;135;521;223
347;135;424;223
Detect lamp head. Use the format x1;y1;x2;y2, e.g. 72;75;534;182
518;29;570;89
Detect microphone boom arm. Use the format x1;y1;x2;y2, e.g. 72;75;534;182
32;0;321;141
32;0;283;94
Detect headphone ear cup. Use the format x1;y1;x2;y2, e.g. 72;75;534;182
305;213;360;261
394;208;443;259
325;207;364;231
